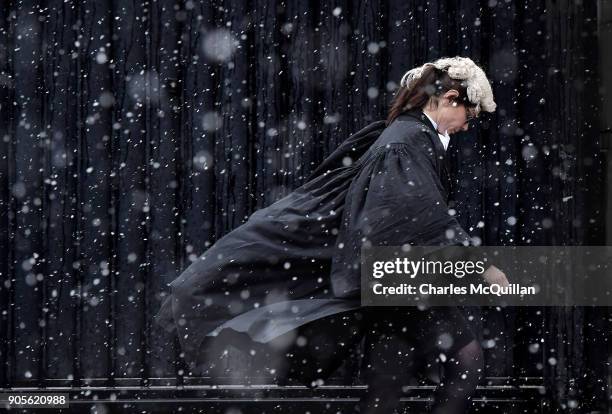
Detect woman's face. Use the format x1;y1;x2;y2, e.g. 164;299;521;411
435;91;477;135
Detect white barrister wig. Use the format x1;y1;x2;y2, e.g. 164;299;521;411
399;56;497;113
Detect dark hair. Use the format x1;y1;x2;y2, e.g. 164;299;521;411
386;65;476;126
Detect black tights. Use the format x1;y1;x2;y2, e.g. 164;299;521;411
359;336;483;414
431;339;483;414
354;307;483;414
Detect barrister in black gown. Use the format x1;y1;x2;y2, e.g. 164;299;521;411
156;56;498;413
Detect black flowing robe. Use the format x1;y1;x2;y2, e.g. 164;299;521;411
156;111;470;368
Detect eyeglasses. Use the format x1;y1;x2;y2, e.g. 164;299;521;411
464;106;478;124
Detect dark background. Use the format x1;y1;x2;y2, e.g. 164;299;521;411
0;0;610;412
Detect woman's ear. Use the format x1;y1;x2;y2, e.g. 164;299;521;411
443;89;460;101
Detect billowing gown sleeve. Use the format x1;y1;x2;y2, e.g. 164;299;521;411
329;133;470;299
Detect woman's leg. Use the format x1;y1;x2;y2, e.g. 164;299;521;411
356;307;421;414
358;327;417;413
357;307;482;414
431;339;483;414
272;310;366;387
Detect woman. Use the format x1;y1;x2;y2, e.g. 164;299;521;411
156;56;497;413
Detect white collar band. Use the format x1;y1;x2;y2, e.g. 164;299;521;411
423;112;450;151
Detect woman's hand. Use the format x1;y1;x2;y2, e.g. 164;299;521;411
482;265;510;287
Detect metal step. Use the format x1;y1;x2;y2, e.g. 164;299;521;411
1;377;548;413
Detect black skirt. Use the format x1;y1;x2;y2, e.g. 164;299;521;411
195;305;476;387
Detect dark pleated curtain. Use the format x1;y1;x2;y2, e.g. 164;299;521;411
0;0;607;409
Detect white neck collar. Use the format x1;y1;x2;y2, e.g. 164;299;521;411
422;112;450;151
